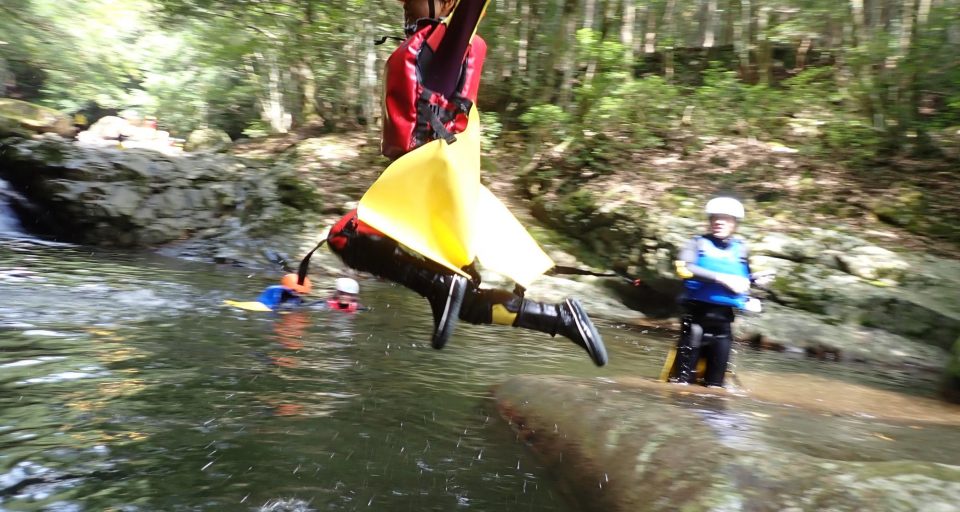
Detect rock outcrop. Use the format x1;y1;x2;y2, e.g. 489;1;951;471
519;146;960;394
0;98;75;138
493;374;960;511
0;133;321;262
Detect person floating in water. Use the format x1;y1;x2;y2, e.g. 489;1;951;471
226;274;366;312
665;197;774;387
318;277;365;312
312;0;607;365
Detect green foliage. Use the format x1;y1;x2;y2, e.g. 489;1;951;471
480;111;502;152
520;104;571;145
2;0;958;164
582;74;681;150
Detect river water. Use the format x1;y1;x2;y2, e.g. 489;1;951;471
1;230;959;511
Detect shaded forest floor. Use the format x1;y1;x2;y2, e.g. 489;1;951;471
231;129;960;258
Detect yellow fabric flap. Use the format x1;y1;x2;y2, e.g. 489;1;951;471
358;106;552;286
223;300;274;312
358;108;482;277
474;186;554;288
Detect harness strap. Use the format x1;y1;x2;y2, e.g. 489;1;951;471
415;88;468;145
296;239;327;286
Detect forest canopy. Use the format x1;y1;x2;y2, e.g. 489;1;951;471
1;0;958;162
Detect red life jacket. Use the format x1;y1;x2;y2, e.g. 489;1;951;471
327;209;384;252
326;299;359;312
381;20;487;160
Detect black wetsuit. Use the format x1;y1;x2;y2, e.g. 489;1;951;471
675;235;752;386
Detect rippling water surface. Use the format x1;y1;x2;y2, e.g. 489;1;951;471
1;236;957;511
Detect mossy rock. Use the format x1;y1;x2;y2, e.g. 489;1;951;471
0;116;31;138
869;183;925;229
0;98;75;137
184;128;232;152
275;172;323;212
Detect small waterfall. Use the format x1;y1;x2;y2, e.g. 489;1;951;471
0;178;26;235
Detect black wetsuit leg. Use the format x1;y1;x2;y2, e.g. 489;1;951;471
693;303;735;386
701;319;733;386
676;301;734;384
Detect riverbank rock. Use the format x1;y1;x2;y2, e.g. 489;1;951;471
0;99;75;138
517;150;960;372
493;374;960;511
0;134;321;261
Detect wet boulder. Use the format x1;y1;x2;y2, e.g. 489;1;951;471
0;134;321;254
493;374;960;512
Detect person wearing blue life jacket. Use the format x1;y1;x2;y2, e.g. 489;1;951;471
671;197;774;387
256;274;367;312
255;273;313;310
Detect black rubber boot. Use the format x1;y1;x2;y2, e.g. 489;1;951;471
396;265;468;350
514;298;608;366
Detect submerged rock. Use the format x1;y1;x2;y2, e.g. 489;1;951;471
493;374;960;511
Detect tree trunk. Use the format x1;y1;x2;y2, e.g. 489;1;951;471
558;0;580;107
757;6;772;85
644;3;657;54
518;0;530;75
735;0;753;81
850;0;865;45
664;0;677;80
622;0;636;70
583;0;597;30
297;60;320;124
362;37;379;133
343;22;361;129
297;0;320;124
703;0;718;48
253;51;290;134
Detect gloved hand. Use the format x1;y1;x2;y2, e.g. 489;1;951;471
743;297;763;313
751;269;776;287
717;275;751;294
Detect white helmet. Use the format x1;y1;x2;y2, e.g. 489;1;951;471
705;197;745;220
335;277;360;295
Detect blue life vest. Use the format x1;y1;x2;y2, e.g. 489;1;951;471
256;285;303;310
683;236;750;308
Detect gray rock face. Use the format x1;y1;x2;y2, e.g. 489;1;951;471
0;134;321;260
524;180;960;392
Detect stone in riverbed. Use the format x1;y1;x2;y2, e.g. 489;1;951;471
493;374;960;511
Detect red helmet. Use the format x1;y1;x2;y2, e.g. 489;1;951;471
280;273;312;295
